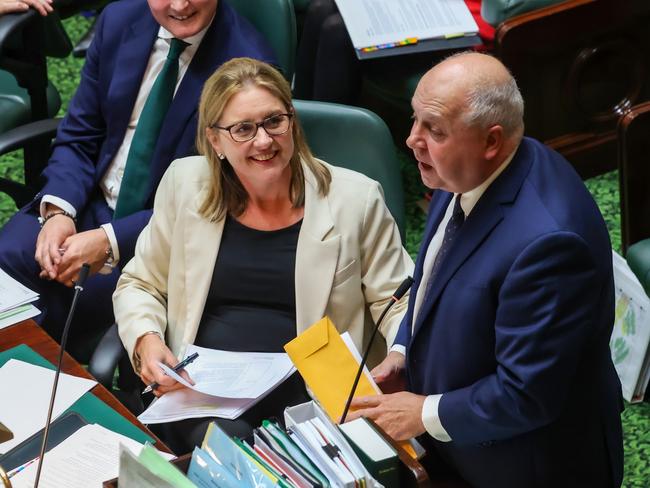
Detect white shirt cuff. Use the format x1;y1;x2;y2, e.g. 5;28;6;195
40;195;76;218
422;394;452;442
390;344;406;355
100;223;120;264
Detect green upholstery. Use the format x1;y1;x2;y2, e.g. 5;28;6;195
227;0;297;81
293;99;405;236
0;70;60;134
627;240;650;296
293;0;312;12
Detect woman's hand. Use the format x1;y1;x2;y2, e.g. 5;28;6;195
371;350;407;394
136;333;194;397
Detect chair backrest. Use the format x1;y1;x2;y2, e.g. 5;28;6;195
226;0;296;81
495;0;650;179
618;101;650;254
293;100;405;237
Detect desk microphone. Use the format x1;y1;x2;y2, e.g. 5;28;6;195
340;276;413;423
33;264;90;488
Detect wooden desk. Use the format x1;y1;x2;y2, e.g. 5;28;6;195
0;319;169;452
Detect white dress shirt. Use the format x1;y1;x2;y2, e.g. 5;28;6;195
40;23;210;267
392;149;516;442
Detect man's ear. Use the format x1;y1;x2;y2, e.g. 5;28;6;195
484;125;504;161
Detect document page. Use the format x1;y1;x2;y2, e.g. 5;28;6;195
0;268;38;312
164;344;295;399
11;424;174;488
334;0;478;48
0;360;96;454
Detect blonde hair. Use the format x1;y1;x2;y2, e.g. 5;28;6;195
196;57;331;221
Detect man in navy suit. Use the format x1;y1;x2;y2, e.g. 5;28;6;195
350;53;623;487
0;0;275;349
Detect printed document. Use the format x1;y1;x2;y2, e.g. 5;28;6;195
0;360;96;454
334;0;478;49
10;423;174;488
0;267;40;329
138;345;295;423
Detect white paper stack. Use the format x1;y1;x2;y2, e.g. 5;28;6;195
0;267;40;329
610;251;650;402
138;345;296;423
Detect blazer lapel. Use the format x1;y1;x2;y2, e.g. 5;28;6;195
182;198;225;347
411;145;532;340
295;164;340;333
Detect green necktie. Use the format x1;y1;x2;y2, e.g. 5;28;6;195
114;38;189;219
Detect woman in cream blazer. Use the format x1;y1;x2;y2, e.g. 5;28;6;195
113;57;413;448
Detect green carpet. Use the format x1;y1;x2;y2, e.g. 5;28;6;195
0;14;648;487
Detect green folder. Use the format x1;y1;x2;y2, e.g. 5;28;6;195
0;344;154;445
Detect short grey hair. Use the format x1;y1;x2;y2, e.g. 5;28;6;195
447;52;525;137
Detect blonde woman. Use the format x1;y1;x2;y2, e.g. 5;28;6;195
113;57;413;452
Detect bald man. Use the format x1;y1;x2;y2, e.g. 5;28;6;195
350;53;624;488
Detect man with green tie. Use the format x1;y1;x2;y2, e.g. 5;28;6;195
0;0;276;352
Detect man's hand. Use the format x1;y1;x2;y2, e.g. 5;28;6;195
35;214;76;280
55;228;110;285
0;0;53;16
136;334;194;397
371;350;407;393
347;392;427;441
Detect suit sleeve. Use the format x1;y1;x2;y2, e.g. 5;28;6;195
113;163;178;365
438;231;604;443
38;9;109;212
359;181;414;347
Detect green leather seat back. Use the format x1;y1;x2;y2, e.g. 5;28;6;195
626;240;650;296
294;99;405;236
0;70;60;134
227;0;297;81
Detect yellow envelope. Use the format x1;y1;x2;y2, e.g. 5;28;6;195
285;316;420;459
284;316;379;423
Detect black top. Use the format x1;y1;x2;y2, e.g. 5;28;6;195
194;215;302;352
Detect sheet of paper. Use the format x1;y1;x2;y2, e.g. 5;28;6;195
610;251;650;402
0;304;41;330
138;377;291;424
340;332;381;394
0;360;96;454
11;424;175;488
160;345;296;399
334;0;478;48
0;268;38;313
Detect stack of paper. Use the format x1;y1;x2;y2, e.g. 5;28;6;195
610;251;650;402
138;345;296;423
0;268;40;329
0;360;96;454
10;424;175;488
118;443;190;488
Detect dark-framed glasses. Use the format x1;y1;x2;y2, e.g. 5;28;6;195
212;113;294;142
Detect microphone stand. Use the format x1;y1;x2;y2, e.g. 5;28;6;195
340;277;413;423
33;264;90;488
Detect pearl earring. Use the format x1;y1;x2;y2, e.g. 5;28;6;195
218;153;225;160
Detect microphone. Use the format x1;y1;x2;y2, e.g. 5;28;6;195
33;264;90;488
340;276;414;423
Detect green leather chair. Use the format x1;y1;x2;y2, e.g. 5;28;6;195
228;0;297;81
618;101;650;295
294;99;405;236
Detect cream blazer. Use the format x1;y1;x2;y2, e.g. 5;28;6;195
114;156;414;367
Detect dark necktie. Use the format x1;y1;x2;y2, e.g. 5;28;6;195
114;37;189;219
425;194;465;293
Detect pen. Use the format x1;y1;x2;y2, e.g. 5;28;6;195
141;352;199;394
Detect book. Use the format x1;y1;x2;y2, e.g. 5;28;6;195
339;417;399;488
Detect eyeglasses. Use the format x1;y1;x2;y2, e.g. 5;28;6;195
211;113;294;142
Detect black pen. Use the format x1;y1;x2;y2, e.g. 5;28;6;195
141;352;199;394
